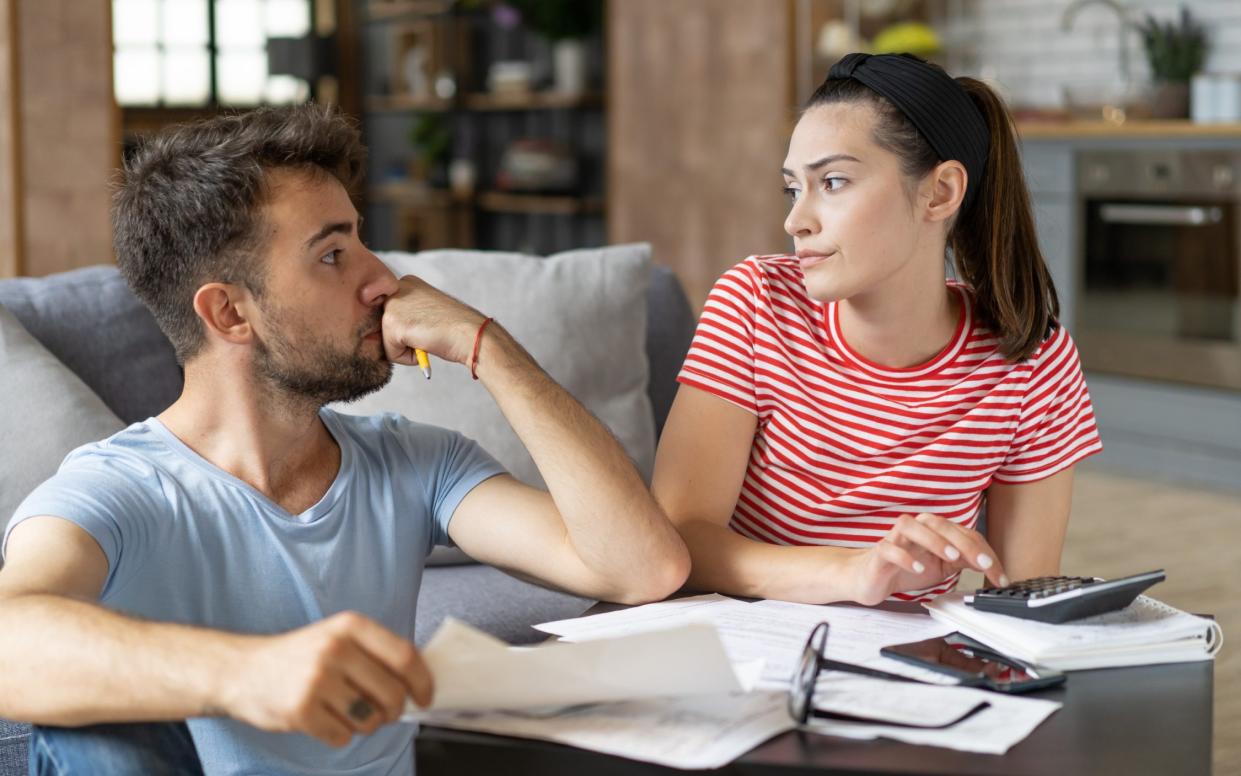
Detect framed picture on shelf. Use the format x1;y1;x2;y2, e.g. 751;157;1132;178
389;20;442;101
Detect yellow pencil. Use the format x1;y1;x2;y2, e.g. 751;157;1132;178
415;348;431;380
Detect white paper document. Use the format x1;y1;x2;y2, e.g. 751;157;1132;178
750;599;959;684
926;592;1223;670
538;594;957;687
812;674;990;728
536;593;738;640
807;681;1061;755
424;691;795;770
402;617;753;716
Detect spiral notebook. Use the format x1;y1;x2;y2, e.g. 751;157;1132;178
924;592;1224;670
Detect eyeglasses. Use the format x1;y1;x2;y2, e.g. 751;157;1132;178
787;621;924;725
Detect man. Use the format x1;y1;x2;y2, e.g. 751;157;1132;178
0;105;689;775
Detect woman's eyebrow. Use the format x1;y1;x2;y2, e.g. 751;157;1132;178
781;154;862;177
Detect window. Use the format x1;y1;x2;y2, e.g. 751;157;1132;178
112;0;313;107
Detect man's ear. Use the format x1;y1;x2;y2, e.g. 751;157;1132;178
923;160;968;224
192;283;256;346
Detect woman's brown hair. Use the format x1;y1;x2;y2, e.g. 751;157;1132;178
806;71;1059;362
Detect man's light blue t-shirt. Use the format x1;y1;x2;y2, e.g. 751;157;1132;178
3;408;506;776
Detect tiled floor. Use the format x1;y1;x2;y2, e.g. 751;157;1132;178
963;466;1241;774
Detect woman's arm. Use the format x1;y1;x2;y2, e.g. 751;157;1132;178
652;386;1006;604
984;467;1075;581
651;385;856;602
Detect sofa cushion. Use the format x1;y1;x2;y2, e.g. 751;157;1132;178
644;265;696;439
0;265;183;424
334;244;656;564
0;305;125;544
414;564;592;646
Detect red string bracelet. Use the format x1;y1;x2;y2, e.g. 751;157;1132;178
469;317;494;380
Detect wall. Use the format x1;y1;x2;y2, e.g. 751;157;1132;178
608;0;794;309
939;0;1241;109
0;0;117;278
0;1;18;278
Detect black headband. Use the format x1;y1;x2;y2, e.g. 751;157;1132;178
827;53;989;213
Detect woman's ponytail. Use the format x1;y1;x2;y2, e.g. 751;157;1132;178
950;78;1059;361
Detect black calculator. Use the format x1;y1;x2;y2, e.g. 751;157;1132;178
964;570;1166;623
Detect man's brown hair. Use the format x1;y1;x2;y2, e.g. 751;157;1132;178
112;104;366;364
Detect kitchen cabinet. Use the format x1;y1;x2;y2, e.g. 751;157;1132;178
1021;131;1241;491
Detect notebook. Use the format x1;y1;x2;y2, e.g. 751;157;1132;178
924;592;1224;670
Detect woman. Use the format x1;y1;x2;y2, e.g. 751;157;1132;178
652;53;1102;605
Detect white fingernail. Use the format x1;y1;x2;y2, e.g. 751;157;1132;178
945;546;960;561
1000;575;1011;587
913;561;925;573
977;554;993;569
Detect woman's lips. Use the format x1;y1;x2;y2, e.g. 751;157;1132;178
798;252;835;270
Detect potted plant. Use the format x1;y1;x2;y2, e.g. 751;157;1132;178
1136;6;1209;119
508;0;602;95
409;113;451;187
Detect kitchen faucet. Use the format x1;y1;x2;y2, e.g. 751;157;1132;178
1061;0;1134;87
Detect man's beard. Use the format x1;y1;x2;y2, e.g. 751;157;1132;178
252;306;393;407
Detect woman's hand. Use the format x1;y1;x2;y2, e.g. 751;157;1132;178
847;514;1009;605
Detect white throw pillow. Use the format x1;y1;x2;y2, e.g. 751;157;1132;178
0;305;125;558
333;244;657;563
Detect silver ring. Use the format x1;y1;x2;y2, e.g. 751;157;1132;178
347;697;374;722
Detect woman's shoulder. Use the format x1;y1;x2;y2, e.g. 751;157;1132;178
713;254;805;297
741;253;801;273
945;279;1081;371
1024;322;1083;375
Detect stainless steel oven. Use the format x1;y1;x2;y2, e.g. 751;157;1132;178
1076;149;1241;391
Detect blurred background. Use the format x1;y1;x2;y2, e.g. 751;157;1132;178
0;0;1237;768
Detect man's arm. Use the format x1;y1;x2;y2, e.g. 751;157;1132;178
0;516;432;745
381;277;690;604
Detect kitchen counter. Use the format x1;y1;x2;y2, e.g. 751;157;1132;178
1017;119;1241;139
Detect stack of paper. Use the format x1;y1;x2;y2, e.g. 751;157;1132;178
402;616;757;714
925;592;1224;670
422;693;796;770
537;593;959;687
807;677;1061;755
535;596;1063;758
407;598;1068;767
403;616;793;769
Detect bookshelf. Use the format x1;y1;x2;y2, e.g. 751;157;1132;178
357;0;606;255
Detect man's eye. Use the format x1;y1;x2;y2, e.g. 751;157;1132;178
321;249;342;265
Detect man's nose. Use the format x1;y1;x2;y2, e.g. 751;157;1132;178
362;252;399;305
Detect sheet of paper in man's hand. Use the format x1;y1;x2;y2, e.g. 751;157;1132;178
401;617;763;718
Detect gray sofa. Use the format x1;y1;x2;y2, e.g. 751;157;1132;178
0;262;696;774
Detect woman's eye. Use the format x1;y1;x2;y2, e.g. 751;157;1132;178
824;176;847;192
782;186;801;202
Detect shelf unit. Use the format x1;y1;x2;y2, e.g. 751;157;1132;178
357;0;606;255
365;91;602;113
365;0;454;23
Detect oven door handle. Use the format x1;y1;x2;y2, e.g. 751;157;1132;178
1098;204;1224;226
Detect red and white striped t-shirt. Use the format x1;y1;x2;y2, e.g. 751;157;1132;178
677;255;1103;601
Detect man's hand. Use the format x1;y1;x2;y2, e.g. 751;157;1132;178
218;612;432;748
847;514;1009;606
380;275;485;368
